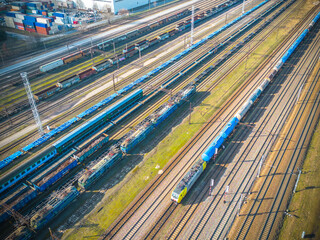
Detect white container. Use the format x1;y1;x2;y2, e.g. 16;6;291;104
5;16;15;28
12;5;20;10
37;17;50;24
39;59;64;72
15;13;26;20
14;18;23;23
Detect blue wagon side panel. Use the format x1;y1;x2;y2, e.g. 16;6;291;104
202;134;225;162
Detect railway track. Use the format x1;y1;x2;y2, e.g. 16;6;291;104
98;1;303;238
0;0;200;81
230;24;320;240
1;1;304;238
100;3;319;239
0;2;266;234
0;0;241;155
1;0;194;68
0;0;229;112
165;8;320;240
0;1;254;164
0;0;238;113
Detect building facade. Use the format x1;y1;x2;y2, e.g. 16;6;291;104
72;0;158;13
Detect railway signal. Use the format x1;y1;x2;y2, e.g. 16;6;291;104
237;194;244;216
293;169;302;193
213;148;218;161
224;185;229;203
257;155;265;178
209;179;214;196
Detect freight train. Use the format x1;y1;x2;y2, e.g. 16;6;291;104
1;0;244;172
79;83;196;190
171;9;320;204
0;133;108;223
0;0;270;223
38;9;191;74
2;1;306;236
0;89;143;194
34;0;242;101
4;81;197;237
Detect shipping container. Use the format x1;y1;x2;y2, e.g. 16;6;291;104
125;49;138;58
148;37;160;46
34;85;60;101
57;75;80;88
25;27;36;32
62;51;83;64
148;21;159;29
14;22;24;27
92;59;112;72
168;28;177;36
78;68;96;80
39;59;64;72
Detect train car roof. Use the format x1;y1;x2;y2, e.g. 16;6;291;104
0;146;56;186
53;89;142;149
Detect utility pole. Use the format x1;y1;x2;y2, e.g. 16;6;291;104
188;101;192;124
112;74;116;91
224;185;229;203
90;37;94;66
21;72;44;136
238;194;244;216
296;85;303;104
113;41;116;55
213;148;218;162
191;5;194;46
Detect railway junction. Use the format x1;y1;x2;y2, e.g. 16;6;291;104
0;0;319;239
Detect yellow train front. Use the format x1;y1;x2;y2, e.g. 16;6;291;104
171;159;206;203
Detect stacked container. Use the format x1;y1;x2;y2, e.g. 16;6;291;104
53;12;65;24
23;15;37;32
4;1;57;34
35;16;53;35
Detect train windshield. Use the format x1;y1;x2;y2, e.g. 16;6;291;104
171;191;179;200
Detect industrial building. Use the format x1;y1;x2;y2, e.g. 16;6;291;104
69;0;158;13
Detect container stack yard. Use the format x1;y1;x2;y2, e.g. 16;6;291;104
3;1;75;35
